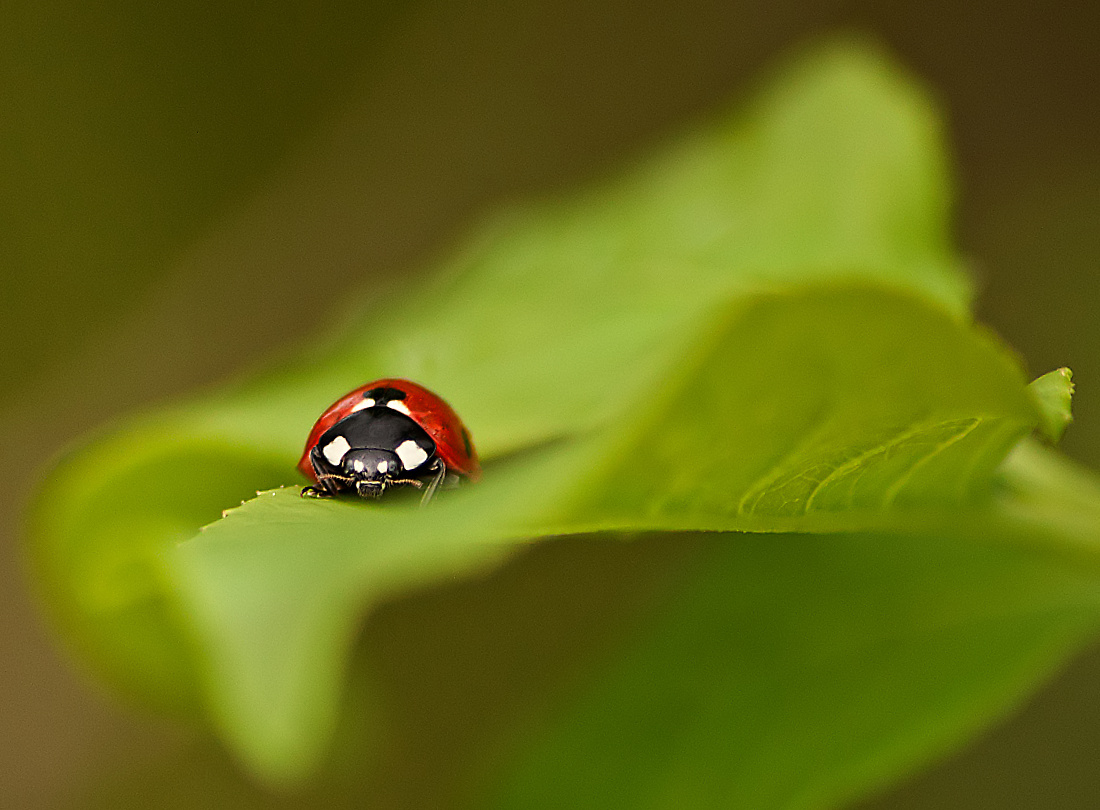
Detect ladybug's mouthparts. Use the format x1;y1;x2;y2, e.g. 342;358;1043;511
355;480;385;498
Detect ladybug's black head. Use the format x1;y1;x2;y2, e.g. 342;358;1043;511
341;448;406;497
308;407;440;499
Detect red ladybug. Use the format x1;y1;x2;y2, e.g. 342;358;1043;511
299;379;480;503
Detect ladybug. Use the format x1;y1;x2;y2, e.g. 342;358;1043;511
298;379;480;503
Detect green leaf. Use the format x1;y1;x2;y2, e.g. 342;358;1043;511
26;37;1100;809
480;529;1100;810
331;36;970;456
1028;367;1075;443
475;439;1100;810
161;282;1059;786
563;285;1035;531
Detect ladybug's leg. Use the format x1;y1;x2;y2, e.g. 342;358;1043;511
302;472;354;498
306;447;345;496
419;458;447;507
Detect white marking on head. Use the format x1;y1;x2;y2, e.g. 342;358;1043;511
353;459;365;472
376;459;389;473
387;400;411;415
322;436;351;466
394;439;428;471
351;398;376;413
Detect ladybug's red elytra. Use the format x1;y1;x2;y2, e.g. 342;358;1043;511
298;379;480;503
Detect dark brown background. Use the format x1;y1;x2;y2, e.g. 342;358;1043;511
2;0;1097;806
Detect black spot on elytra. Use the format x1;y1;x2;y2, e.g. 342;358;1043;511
461;428;473;457
364;386;407;404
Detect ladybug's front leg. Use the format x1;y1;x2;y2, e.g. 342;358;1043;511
302;474;342;497
419;458;447;507
301;446;351;498
301;473;355;497
301;467;352;498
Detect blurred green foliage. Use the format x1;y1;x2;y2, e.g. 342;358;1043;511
0;0;411;402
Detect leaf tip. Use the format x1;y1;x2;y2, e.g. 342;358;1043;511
1028;367;1074;443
